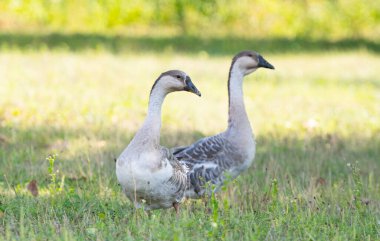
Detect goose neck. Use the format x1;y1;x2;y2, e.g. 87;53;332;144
227;66;251;132
132;87;168;148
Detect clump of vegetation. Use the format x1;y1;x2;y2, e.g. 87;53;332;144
47;154;65;196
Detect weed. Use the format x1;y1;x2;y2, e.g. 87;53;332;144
47;154;65;196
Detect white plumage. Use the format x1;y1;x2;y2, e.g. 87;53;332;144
116;70;201;211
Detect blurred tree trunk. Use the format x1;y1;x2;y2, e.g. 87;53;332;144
175;0;187;34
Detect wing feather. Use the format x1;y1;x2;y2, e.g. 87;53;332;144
161;147;187;200
173;134;234;195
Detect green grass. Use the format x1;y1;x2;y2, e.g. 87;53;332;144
0;50;380;240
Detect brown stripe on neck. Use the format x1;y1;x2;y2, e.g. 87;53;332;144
227;54;240;116
150;74;164;96
227;51;253;115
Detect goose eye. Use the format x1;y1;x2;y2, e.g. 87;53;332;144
248;54;253;57
176;75;181;79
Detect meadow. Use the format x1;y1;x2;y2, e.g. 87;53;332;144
0;46;379;240
1;1;380;239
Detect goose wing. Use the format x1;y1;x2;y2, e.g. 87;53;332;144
173;134;235;194
161;147;188;200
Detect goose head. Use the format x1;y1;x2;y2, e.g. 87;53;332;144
232;51;275;76
151;70;201;97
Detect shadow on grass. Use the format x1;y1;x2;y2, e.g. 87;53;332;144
1;124;379;187
0;33;379;55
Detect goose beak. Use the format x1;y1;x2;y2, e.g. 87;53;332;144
258;55;275;69
184;76;201;97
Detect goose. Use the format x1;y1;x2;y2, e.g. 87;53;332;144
172;51;274;198
116;70;201;212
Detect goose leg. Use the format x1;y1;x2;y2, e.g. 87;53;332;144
173;202;180;215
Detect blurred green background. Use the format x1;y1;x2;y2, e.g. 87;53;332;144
0;0;379;53
1;1;380;240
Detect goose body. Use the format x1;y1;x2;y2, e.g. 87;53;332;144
116;70;201;210
173;51;274;198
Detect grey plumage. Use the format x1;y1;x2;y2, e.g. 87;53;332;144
172;51;274;199
173;134;244;197
163;147;188;200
